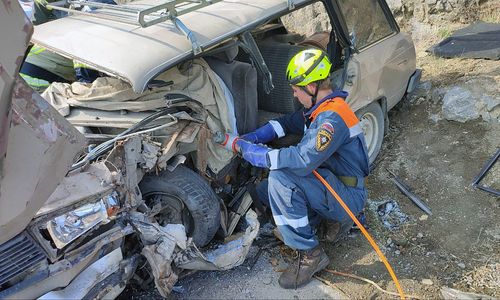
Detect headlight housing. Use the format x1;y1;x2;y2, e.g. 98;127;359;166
46;191;119;249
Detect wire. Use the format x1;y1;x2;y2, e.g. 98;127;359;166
322;269;423;299
70;107;182;171
313;275;350;299
70;98;203;172
313;170;406;300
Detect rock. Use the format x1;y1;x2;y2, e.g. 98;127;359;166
387;238;393;245
429;114;441;122
393;237;408;246
442;87;479;123
482;94;500;112
441;287;498;300
427;0;437;5
436;0;446;11
269;258;278;267
482;112;491;122
262;276;273;285
422;279;433;285
417;232;424;238
458;263;466;269
386;0;404;13
410;81;432;100
395;250;401;255
431;88;446;104
419;215;428;221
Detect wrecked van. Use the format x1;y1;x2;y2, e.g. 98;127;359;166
1;0;419;298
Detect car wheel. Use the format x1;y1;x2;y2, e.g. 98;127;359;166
355;102;384;165
139;165;221;247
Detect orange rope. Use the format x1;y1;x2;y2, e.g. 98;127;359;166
313;170;406;300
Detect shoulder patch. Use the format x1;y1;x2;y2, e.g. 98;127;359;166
320;122;334;134
316;129;332;151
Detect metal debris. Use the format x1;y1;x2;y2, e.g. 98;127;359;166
473;146;500;196
387;169;433;215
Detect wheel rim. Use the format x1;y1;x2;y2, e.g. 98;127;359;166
359;111;380;158
143;192;194;236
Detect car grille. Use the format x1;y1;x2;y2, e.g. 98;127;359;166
0;231;47;287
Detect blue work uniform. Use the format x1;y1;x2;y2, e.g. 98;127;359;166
258;90;370;250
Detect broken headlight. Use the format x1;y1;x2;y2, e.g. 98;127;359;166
46;191;119;249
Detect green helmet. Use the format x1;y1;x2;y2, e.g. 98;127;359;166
286;48;332;86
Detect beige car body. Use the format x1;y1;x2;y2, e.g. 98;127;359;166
32;0;419;163
0;0;419;298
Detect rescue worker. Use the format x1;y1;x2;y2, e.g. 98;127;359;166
32;0;67;25
73;61;101;83
234;48;370;289
21;0;117;92
20;46;76;94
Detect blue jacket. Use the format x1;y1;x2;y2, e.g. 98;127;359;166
267;91;370;179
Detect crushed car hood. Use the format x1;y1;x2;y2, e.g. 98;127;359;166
0;2;86;245
31;0;309;93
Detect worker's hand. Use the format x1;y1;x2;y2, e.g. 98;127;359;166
241;122;277;144
235;139;270;168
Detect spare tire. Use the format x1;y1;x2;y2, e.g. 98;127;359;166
139;165;220;247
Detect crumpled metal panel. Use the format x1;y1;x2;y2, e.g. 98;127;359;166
0;1;33;162
36;163;119;217
174;210;260;271
0;79;86;245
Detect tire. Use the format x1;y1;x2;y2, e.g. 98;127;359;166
138;165;221;247
355;102;384;165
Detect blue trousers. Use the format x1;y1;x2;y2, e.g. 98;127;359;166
257;168;366;250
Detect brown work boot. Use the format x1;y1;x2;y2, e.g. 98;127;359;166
278;244;330;289
323;221;340;242
273;227;284;243
318;219;353;243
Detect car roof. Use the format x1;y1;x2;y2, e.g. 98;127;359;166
32;0;310;93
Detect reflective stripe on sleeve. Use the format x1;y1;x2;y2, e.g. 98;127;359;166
36;0;52;9
349;123;363;137
269;120;285;138
20;73;51;87
273;214;309;228
267;149;279;170
28;46;46;56
73;61;94;69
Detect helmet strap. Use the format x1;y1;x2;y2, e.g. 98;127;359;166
300;81;322;107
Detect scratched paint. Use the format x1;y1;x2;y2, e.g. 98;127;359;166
2;0;14;14
40;118;58;142
12;80;82;144
0;109;12;158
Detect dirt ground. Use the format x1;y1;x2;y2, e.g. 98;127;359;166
124;24;500;300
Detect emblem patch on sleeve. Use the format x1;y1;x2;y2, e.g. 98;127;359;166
316;129;333;151
320;122;334;134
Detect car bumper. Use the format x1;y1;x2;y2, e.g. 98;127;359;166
39;248;125;300
406;69;422;93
